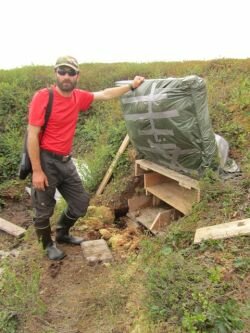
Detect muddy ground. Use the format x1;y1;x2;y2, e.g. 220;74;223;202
0;186;146;333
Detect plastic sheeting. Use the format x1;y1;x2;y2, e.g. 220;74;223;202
118;76;218;178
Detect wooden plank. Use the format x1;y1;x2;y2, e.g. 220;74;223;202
135;162;147;176
134;207;167;232
150;209;176;232
145;181;198;215
144;172;168;188
136;208;161;230
194;218;250;244
128;194;152;212
152;195;161;207
136;159;200;190
0;217;26;238
96;134;130;195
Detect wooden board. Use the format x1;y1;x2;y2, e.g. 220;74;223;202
128;194;152;212
145;181;198;215
0;217;26;238
135;159;200;191
144;172;167;188
128;207;175;233
136;207;166;230
150;209;176;232
194;218;250;244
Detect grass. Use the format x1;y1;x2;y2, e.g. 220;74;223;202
0;258;45;333
137;228;249;332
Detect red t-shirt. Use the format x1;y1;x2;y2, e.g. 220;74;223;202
29;86;94;155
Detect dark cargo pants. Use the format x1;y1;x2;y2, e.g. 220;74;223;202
31;150;90;229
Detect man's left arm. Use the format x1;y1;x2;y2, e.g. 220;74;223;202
93;76;144;101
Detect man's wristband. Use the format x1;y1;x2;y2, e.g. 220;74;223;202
128;83;136;91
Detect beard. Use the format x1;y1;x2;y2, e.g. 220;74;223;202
56;78;77;92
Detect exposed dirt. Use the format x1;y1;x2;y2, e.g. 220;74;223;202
0;193;32;251
31;246;131;333
0;182;145;333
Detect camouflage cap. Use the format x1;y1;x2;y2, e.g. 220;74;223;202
54;56;79;72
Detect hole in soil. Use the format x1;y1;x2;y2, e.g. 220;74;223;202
114;206;129;219
114;206;130;229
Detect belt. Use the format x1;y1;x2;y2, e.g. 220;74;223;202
42;149;72;162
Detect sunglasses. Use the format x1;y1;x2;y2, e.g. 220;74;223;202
56;68;78;76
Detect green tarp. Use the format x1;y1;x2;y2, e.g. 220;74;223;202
119;75;218;178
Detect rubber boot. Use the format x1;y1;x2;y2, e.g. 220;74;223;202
55;210;84;245
36;226;66;260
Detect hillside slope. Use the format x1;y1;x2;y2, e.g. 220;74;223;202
0;59;249;333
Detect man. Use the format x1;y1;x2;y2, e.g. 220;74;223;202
27;55;144;260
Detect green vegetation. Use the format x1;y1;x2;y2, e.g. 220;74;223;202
139;232;248;332
0;59;249;332
0;259;45;333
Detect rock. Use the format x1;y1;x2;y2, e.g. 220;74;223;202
81;239;113;264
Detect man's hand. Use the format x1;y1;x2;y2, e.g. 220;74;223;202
131;76;145;90
32;170;49;191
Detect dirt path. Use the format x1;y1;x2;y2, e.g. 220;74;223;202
23;245;135;333
0;197;140;333
38;247;110;333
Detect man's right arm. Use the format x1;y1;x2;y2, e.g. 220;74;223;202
93;76;145;101
27;125;48;190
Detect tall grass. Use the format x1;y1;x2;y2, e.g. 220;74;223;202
0;259;45;333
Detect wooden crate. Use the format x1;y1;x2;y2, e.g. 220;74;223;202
135;159;200;215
